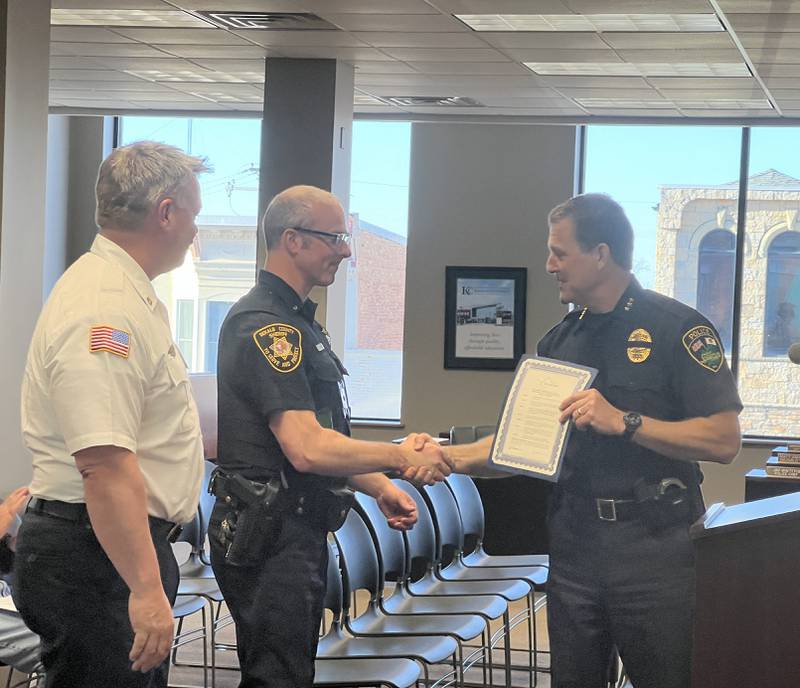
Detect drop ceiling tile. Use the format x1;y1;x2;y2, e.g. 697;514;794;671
127;100;232;110
408;61;532;75
231;30;369;47
615;49;745;63
401;106;583;115
601;32;737;50
728;14;800;32
354;73;435;87
50;56;108;69
51;98;142;109
433;1;572;11
272;47;394;60
50;68;147;81
740;33;800;49
168;82;264;97
767;89;800;100
679;108;778;117
50;26;136;42
352;61;418;73
382;48;516;62
756;63;800;77
51;41;172;58
503;49;622;63
90;56;207;71
50;79;169;91
354;105;409;114
302;0;440;12
716;0;800;11
171;1;299;10
228;102;264;111
111;28;250;44
52;0;169;8
478;96;576;106
352;32;487;48
160;45;273;59
585;108;684;116
317;14;465;32
746;48;800;64
478;32;608;49
761;76;800;88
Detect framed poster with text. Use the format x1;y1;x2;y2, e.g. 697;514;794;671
444;266;527;370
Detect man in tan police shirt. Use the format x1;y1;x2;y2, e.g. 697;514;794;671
14;141;206;687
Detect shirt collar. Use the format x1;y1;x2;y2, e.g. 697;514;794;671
90;234;159;311
258;270;318;321
609;276;644;321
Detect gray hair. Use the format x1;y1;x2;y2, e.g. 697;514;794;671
95;141;209;230
262;185;340;249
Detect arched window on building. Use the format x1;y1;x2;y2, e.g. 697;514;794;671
764;231;800;357
697;229;735;351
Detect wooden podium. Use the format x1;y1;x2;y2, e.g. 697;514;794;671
691;493;800;687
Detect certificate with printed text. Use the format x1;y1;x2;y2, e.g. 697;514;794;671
489;356;597;481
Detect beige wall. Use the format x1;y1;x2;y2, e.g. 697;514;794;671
355;121;574;440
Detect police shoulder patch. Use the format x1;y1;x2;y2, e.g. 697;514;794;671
253;323;302;373
681;325;723;373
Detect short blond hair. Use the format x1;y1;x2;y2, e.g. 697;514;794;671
95;141;209;230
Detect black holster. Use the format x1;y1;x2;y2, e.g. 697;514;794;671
209;469;282;567
322;487;355;532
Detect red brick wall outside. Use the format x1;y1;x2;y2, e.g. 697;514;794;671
356;230;406;350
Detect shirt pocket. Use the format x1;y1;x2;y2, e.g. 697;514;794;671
604;364;669;416
163;353;195;433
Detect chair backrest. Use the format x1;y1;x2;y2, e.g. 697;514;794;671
353;492;409;580
449;426;477;445
332;508;383;600
422;481;466;559
197;459;217;538
446;475;486;542
323;540;344;617
189;373;217;460
475;424;496;440
393;480;440;569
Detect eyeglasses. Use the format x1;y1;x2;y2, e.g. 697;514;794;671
290;226;352;247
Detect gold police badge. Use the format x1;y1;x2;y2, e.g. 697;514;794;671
681;325;723;373
627;328;652;363
253;323;302;373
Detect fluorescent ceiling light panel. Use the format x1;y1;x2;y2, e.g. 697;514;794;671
124;69;245;83
455;14;723;32
51;9;212;28
674;99;773;109
524;62;750;77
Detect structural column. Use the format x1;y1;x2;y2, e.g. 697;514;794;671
258;58;354;351
0;0;52;491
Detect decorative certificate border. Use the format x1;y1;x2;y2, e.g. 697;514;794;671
489;355;597;481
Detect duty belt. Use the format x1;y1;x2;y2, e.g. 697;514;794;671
564;478;689;523
26;497;183;541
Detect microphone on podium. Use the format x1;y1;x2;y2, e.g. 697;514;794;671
789;342;800;365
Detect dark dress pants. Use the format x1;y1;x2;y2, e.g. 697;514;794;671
209;502;328;688
13;511;180;688
547;497;696;688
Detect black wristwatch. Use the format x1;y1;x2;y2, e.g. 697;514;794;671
622;412;642;440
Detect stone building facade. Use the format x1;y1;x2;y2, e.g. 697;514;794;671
655;170;800;438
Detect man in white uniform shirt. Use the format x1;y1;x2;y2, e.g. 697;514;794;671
14;141;206;687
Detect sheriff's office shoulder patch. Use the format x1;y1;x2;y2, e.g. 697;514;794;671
89;325;131;358
627;328;652;363
682;325;723;373
253;323;302;373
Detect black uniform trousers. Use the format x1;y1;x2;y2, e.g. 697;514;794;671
547;495;696;688
209;502;329;688
13;509;179;688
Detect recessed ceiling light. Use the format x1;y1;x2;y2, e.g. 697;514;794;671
195;11;338;31
675;99;773;110
51;9;213;28
381;96;484;107
455;14;723;32
524;62;750;77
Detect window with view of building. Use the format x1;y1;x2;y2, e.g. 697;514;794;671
119;117;259;373
585;124;800;439
345;121;411;422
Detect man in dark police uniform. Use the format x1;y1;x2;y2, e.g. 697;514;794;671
210;185;453;688
445;193;742;688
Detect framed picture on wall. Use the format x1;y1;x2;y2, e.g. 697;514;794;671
444;266;527;370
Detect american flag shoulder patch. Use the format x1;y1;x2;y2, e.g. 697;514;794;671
89;325;131;358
